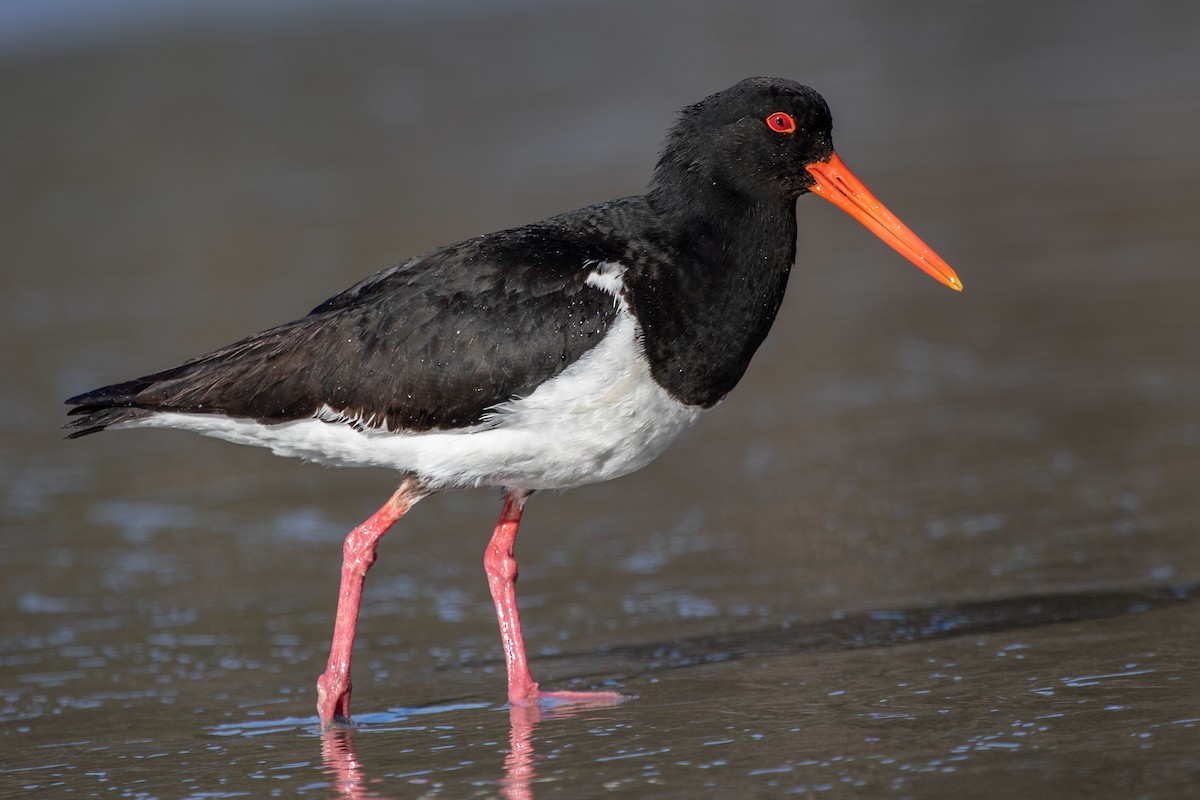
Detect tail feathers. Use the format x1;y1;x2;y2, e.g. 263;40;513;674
62;321;311;438
64;378;161;437
63;405;155;438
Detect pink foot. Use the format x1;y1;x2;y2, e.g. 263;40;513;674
316;670;352;728
519;688;628;709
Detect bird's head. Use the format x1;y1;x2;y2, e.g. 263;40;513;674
652;78;962;291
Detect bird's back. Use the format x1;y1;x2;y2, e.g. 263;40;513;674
65;197;660;439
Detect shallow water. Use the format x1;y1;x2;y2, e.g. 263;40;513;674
4;1;1200;797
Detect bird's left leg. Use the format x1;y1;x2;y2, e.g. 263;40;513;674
317;475;428;728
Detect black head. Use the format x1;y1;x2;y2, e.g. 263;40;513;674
649;78;835;211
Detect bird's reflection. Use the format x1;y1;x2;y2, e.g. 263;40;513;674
499;701;620;800
320;698;622;799
499;704;543;800
321;727;389;800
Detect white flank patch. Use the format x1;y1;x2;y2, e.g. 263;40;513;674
584;260;626;296
121;263;702;491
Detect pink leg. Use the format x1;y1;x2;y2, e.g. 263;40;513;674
316;478;426;728
485;488;625;708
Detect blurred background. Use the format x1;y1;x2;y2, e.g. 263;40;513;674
3;1;1199;796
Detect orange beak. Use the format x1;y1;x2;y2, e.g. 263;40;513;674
805;152;962;292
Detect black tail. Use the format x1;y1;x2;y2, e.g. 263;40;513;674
64;379;163;438
61;325;298;438
62;314;345;438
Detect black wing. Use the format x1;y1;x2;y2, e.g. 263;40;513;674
65;217;629;437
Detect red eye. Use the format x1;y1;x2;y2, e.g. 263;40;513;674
766;112;796;133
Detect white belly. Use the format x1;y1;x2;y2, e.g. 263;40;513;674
126;311;702;491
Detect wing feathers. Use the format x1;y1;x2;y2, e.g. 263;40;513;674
65;215;632;436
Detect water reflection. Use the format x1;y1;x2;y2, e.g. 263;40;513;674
315;701;609;800
499;705;540;800
322;728;389;800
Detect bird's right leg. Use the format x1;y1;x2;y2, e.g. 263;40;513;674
485;487;625;708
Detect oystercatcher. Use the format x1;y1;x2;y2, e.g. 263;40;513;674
66;77;962;728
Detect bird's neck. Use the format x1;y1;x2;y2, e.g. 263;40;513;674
629;178;798;408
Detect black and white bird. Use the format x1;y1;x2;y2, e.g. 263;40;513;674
65;77;962;728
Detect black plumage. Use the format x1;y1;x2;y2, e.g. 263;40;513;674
66;79;838;437
66;220;626;435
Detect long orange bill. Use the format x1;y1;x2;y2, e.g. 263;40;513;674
805;152;962;291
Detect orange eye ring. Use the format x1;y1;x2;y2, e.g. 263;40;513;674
765;112;796;134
